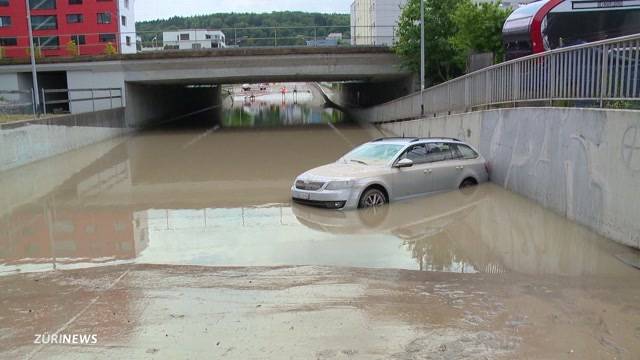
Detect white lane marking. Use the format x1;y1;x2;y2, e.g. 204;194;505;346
327;122;355;147
26;269;131;360
182;124;220;149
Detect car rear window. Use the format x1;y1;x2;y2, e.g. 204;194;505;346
454;144;479;159
425;143;455;162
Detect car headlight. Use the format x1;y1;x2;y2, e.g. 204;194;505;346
325;180;354;190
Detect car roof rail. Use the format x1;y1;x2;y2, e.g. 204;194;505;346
372;137;419;142
420;137;462;142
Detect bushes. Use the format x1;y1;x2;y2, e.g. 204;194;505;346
103;42;117;56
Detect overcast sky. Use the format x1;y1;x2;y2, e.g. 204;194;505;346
135;0;352;21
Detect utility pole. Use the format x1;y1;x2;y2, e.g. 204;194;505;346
25;0;40;115
419;0;426;116
420;0;425;91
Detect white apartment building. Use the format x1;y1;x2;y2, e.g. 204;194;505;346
162;30;227;50
118;0;136;54
350;0;407;46
350;0;529;46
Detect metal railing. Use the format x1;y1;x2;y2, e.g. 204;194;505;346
0;25;397;60
42;88;123;115
364;33;640;123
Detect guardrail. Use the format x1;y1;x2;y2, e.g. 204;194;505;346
363;33;640;123
42;88;123;115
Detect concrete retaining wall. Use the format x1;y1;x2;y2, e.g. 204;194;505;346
377;107;640;249
0;108;128;172
66;70;126;114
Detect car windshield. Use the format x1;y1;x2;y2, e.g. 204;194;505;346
342;143;405;165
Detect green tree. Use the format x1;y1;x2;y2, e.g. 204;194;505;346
452;0;512;64
394;0;466;85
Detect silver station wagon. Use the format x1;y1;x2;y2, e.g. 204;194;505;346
291;137;490;209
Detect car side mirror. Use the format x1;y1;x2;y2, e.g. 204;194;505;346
395;158;414;168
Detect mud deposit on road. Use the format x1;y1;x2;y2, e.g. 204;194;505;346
1;265;639;359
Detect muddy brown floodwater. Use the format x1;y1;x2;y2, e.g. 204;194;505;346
1;120;639;359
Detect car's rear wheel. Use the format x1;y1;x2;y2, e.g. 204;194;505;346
358;188;387;208
459;178;478;189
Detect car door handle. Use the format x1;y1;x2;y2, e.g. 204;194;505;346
424;169;432;174
456;166;464;170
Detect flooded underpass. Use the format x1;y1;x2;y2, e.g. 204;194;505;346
1;84;640;359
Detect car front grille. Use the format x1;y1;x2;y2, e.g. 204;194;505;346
295;180;325;191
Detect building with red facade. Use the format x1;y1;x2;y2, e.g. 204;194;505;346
0;0;136;59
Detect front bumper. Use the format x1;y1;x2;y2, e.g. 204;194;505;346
291;186;359;210
291;198;346;209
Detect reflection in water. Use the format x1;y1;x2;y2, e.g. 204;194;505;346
222;83;346;127
0;120;638;278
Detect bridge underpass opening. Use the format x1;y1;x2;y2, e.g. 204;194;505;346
125;82;222;129
124;76;416;130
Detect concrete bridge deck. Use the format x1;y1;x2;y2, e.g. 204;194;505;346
0;46;409;84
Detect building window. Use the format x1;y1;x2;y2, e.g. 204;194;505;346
126;36;131;46
34;36;59;49
66;14;83;24
121;15;126;27
0;37;17;46
192;43;201;49
68;0;82;4
124;0;128;8
31;15;57;30
97;12;111;24
71;34;85;45
29;0;55;9
0;0;9;7
0;16;10;27
179;33;189;41
99;33;116;43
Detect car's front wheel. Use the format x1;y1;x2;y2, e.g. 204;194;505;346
358;188;387;208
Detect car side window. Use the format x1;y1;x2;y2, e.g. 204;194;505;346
425;143;454;163
399;144;428;164
454;144;479;160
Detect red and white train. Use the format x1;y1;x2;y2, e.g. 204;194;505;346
503;0;640;59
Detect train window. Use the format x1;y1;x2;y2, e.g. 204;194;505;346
544;9;640;50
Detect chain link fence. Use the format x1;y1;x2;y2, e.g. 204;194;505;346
0;90;36;123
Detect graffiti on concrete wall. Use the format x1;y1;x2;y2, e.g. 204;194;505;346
622;125;640;173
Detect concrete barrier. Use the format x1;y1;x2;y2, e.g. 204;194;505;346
377;107;640;249
0;108;128;172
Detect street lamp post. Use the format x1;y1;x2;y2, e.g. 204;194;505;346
420;0;426;116
420;0;425;91
25;0;40;115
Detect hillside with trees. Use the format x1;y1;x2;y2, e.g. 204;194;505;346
137;12;351;47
